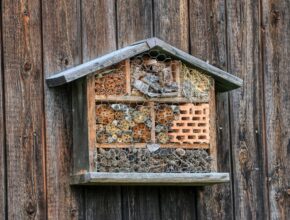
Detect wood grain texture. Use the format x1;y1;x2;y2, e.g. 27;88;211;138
82;0;116;61
160;187;197;220
81;1;122;219
117;0;153;48
46;43;149;87
72;78;90;174
153;1;199;219
227;0;269;219
262;1;290;219
148;38;243;91
46;37;243;91
209;80;217;170
154;0;189;51
85;186;122;220
0;10;5;219
70;172;230;185
189;1;234;219
42;0;82;219
122;186;160;220
116;1;161;219
2;0;46;219
2;1;290;219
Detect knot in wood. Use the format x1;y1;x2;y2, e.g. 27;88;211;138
271;9;281;26
70;208;78;217
274;189;285;202
239;143;249;165
25;200;36;216
24;62;32;72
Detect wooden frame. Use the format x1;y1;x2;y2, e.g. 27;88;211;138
71;56;225;185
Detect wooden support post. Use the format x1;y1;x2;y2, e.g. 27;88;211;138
149;102;156;143
125;59;131;95
87;75;97;172
209;79;217;170
72;76;96;174
171;60;182;97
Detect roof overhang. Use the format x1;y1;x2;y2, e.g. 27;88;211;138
46;37;243;92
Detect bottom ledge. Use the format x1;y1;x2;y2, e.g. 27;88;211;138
70;172;230;186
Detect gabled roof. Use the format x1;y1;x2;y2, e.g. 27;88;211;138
46;37;242;92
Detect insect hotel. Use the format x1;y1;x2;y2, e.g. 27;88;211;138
46;38;242;185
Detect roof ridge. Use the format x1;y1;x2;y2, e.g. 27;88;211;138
46;38;243;92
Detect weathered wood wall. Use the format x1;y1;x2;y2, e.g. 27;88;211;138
0;0;289;219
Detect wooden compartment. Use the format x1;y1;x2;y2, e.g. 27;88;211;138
95;102;152;145
95;60;130;96
93;57;216;165
73;56;221;183
46;38;243;185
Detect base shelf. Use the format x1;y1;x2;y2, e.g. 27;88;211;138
70;172;230;186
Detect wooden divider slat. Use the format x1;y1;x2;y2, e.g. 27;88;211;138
96;143;210;149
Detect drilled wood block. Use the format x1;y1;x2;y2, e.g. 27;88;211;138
169;103;210;144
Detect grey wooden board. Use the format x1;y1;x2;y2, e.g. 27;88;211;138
46;37;243;92
46;42;149;87
70;172;230;185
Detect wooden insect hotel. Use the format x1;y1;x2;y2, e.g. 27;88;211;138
46;38;243;185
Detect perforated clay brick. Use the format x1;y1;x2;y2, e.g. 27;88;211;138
169;103;210;144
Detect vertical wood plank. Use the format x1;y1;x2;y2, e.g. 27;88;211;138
42;0;82;218
87;75;97;172
154;0;189;51
117;1;161;220
209;80;217;170
82;0;116;61
262;0;290;219
160;187;196;220
2;0;46;218
189;1;234;219
125;59;131;95
72;78;90;174
171;61;181;97
227;0;269;219
0;9;6;219
149;102;156;143
81;1;122;219
153;2;197;219
85;186;122;220
117;0;153;48
122;186;160;220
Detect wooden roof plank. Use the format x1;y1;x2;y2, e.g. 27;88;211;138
148;38;243;91
46;42;150;87
46;37;243;91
